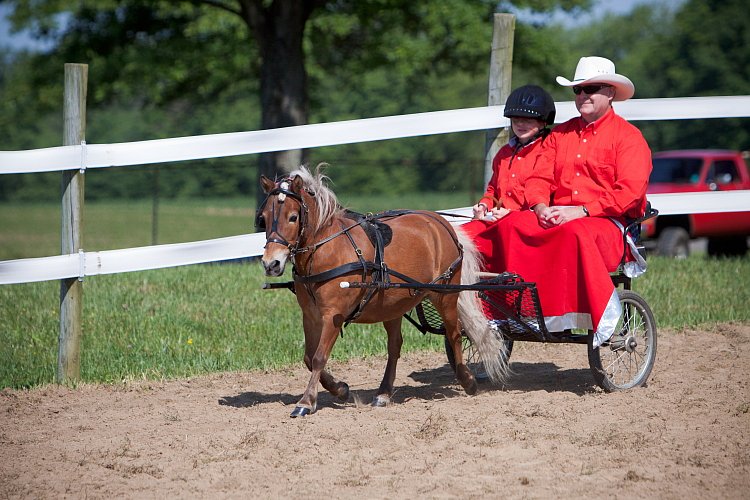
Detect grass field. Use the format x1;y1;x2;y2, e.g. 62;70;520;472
1;198;749;389
0;193;475;260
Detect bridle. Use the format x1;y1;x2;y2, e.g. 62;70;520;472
255;178;309;253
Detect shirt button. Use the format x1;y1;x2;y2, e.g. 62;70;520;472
576;172;580;176
511;174;515;178
583;139;587;143
573;190;579;195
507;192;512;196
577;154;581;158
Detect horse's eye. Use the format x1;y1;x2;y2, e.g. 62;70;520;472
255;214;266;230
289;213;299;223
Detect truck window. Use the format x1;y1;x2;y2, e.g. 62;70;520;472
650;158;702;184
707;160;739;185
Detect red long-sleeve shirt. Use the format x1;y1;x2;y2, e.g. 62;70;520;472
525;107;652;220
479;136;547;211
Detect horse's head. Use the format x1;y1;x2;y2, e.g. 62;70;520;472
257;174;309;276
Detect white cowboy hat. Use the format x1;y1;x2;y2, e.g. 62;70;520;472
556;56;635;101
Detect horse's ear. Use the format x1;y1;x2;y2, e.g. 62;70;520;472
260;175;275;194
291;175;304;193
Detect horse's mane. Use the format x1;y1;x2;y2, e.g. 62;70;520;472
288;164;344;232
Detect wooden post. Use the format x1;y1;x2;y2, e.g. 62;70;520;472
484;14;515;186
58;63;88;384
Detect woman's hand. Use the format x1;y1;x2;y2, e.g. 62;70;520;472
490;206;511;220
472;203;489;220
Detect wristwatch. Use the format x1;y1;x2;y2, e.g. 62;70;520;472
581;206;590;217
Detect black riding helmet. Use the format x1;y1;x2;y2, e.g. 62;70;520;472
503;84;556;125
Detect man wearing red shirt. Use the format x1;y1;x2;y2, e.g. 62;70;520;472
488;56;652;347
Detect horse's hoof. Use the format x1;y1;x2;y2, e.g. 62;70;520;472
290;406;311;418
371;395;390;407
337;382;350;402
456;364;478;395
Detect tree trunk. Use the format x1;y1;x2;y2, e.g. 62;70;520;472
240;0;317;204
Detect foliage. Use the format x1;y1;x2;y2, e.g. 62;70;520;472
0;0;594;202
568;0;750;152
1;0;749;202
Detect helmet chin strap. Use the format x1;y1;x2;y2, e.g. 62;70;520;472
514;126;550;147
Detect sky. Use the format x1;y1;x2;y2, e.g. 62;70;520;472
0;0;685;53
513;0;686;27
0;3;56;52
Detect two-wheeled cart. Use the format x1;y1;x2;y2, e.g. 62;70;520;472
400;205;659;391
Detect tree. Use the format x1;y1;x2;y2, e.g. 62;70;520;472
639;0;750;151
2;0;593;201
568;0;750;152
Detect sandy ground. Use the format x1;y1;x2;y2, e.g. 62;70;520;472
1;323;748;499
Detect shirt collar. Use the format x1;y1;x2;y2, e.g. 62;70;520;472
578;106;615;132
509;134;543;150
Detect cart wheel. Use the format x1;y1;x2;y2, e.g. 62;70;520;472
588;289;657;391
444;333;513;382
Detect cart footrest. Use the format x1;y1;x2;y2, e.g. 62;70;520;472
403;272;548;340
478;273;547;339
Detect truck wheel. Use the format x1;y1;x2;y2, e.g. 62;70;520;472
657;227;690;258
707;236;749;258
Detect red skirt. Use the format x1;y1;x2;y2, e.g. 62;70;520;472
461;211;625;334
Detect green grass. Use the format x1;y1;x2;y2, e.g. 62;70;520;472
0;198;256;260
0;264;448;389
1;198;749;389
635;255;750;325
0;194;475;260
1;255;748;389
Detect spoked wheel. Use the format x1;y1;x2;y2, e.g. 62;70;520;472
588;290;657;391
444;332;513;382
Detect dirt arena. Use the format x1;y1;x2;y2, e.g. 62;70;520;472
2;323;748;499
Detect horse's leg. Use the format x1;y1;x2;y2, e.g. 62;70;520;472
291;316;341;418
319;367;350;402
434;294;478;395
300;312;349;403
372;318;404;407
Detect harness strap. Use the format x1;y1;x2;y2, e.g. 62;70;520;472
294;260;423;285
292;208;463;325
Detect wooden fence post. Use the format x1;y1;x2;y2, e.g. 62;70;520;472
58;63;88;384
484;13;515;186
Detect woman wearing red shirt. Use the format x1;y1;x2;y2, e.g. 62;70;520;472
490;56;652;347
461;85;556;266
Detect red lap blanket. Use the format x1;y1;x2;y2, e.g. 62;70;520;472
461;210;627;337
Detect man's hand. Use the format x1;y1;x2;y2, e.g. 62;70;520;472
490;206;511;220
532;203;555;228
541;206;588;226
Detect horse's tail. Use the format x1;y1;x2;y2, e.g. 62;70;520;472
456;229;509;384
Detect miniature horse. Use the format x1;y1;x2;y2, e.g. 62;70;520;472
257;165;507;417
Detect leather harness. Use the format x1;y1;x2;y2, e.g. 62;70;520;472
257;182;463;324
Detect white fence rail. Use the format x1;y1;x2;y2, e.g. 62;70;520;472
3;96;750;175
2;96;750;285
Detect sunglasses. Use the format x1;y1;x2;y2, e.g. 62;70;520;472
572;84;610;95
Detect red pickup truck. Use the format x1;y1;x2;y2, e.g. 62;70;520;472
644;149;750;257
